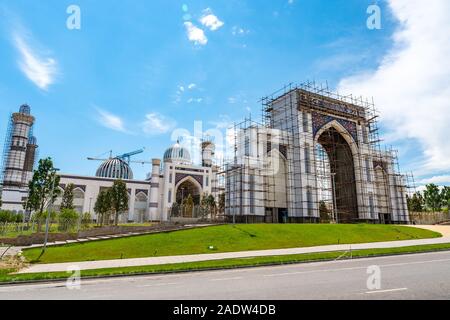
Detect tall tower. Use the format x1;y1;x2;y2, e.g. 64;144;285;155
201;140;215;167
0;104;37;211
149;159;161;221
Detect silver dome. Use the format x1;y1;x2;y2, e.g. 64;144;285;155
163;142;192;164
96;158;133;180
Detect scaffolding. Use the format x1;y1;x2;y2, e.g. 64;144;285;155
224;81;410;224
0;106;37;208
0;113;14;195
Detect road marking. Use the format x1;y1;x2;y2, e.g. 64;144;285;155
264;266;365;277
365;288;408;294
210;277;243;282
264;257;450;278
137;282;179;288
381;258;450;268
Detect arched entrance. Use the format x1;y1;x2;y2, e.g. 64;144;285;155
175;178;201;205
316;126;359;222
267;149;289;223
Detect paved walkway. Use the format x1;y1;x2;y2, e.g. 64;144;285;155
412;225;450;237
15;225;450;274
0;246;22;258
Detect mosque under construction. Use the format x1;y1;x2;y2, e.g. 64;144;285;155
0;82;411;224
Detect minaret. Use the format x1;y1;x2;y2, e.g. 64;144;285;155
149;159;161;221
2;104;35;188
201;140;215;167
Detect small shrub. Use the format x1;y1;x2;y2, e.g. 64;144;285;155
15;213;24;223
0;211;13;223
81;212;92;230
58;209;80;232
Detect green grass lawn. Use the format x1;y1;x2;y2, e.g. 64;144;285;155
22;224;441;264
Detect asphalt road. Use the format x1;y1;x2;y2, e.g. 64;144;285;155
1;251;450;300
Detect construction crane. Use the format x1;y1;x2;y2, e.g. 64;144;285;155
87;148;151;165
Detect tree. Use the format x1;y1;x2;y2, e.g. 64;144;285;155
201;194;216;219
218;193;225;214
60;183;75;211
407;192;424;212
441;186;450;209
94;190;112;226
109;180;129;226
25;158;61;216
319;201;331;222
423;184;443;212
26;158;60;231
201;194;216;209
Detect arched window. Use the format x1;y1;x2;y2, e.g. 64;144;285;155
73;188;85;199
135;192;148;202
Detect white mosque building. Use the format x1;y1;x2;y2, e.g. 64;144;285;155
54;141;221;223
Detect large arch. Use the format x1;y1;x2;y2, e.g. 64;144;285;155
314;120;359;223
175;176;202;205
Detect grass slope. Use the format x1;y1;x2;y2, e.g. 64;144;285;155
22;224;440;264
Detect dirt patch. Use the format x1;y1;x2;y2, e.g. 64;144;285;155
0;255;27;271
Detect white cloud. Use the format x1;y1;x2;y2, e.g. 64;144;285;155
188;83;197;90
184;22;208;45
142;113;176;135
338;0;450;175
419;175;450;185
187;97;203;104
200;9;224;31
209;114;233;130
231;26;249;36
96;108;127;133
228;97;237;104
13;33;58;91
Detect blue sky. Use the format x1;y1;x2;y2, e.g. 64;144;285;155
0;0;448;187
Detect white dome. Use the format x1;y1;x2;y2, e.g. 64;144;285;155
96;158;133;180
163;142;192;164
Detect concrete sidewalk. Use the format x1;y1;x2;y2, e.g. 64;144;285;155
16;225;450;274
